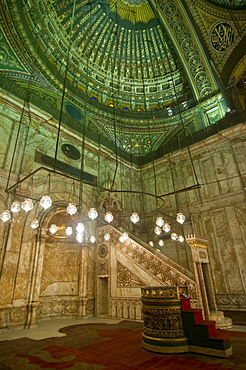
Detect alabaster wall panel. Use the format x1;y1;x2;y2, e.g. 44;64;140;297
40;243;80;297
141;125;246;310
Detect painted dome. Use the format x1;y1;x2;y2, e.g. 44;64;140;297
1;0;242;156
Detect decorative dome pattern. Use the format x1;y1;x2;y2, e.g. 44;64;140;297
205;0;246;9
0;0;227;155
49;0;188;110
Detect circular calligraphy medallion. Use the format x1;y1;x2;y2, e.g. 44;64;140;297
61;144;81;160
210;22;234;53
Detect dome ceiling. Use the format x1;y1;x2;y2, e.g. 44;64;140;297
0;0;225;155
41;0;190;107
204;0;246;9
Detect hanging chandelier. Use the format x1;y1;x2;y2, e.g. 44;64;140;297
65;226;73;236
66;203;77;215
88;208;98;220
176;213;185;224
31;219;39;229
105;212;114;223
130;212;140;224
156;217;164;227
40;195;52;210
11;201;20;213
21;198;34;212
49;224;57;234
0;210;11;222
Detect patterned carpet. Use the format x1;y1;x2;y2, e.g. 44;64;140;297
0;320;246;370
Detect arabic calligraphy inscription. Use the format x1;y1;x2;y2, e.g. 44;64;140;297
210;22;234;53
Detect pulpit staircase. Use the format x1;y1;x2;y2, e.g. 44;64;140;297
180;296;232;357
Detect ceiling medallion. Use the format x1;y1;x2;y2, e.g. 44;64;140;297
61;144;81;160
210;22;234;53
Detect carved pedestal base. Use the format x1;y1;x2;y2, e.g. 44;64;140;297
210;311;233;329
141;287;188;354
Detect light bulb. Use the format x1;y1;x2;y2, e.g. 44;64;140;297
119;232;128;243
154;226;161;235
76;222;84;233
163;223;171;233
178;235;184;243
11;201;20;213
31;219;39;229
89;235;96;243
176;213;185;224
0;210;11;222
105;212;114;223
49;224;57;234
40;195;52;209
104;233;110;241
130;212;140;224
66;203;77;215
76;232;83;243
122;232;128;241
149;241;154;247
171;232;178;240
156;217;164;227
88;208;98;220
158;239;164;247
21;198;33;212
66;226;73;236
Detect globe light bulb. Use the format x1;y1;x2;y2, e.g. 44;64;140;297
104;233;110;241
122;232;128;241
119;232;128;243
76;232;83;243
154;226;161;235
65;226;73;236
178;235;184;243
49;224;57;234
176;213;185;224
163;223;171;233
40;195;52;209
171;232;178;240
11;201;20;213
21;198;33;212
158;239;164;247
31;219;39;229
66;203;77;215
105;212;114;223
130;212;140;224
0;210;11;222
89;235;96;243
76;222;84;233
156;217;164;227
88;208;98;220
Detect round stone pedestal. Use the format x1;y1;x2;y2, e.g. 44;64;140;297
210;311;233;329
141;286;188;353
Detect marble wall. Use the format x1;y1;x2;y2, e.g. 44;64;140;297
142;123;246;311
0;90;246;332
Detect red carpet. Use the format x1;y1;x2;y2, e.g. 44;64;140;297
1;321;246;369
